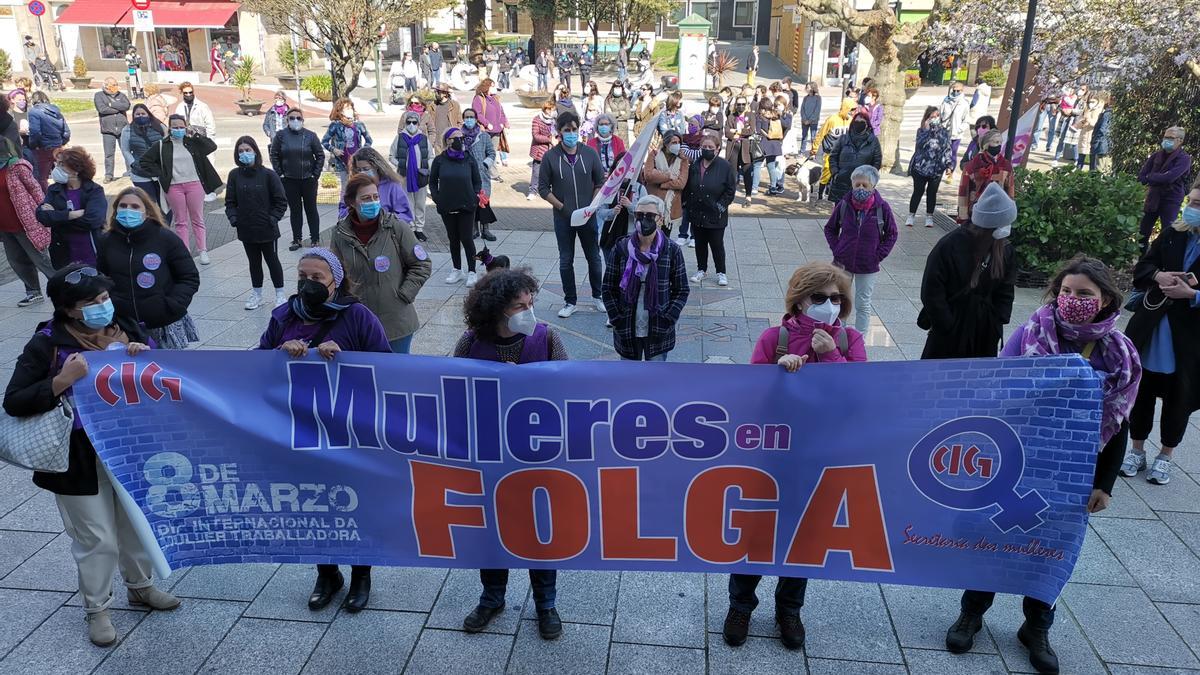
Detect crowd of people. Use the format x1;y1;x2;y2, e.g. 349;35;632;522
0;51;1196;675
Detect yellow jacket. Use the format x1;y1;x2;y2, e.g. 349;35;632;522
812;98;857;183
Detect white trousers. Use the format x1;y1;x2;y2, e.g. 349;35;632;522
853;272;878;334
406;186;428;233
55;468;154;612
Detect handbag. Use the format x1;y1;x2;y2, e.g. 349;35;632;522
748;135;764;161
1124;288;1169;313
767;119;784;140
498;129;510;154
0;398;74;473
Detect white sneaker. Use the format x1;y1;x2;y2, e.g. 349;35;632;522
1119;451;1146;477
244;289;261;310
905;213;915;227
922;213;933;228
593;297;606;313
466;271;477;287
199;251;210;265
274;289;287;307
526;193;535;201
717;273;728;286
203;192;217;203
1148;455;1174;485
688;238;695;248
557;304;577;318
690;270;705;283
445;268;463;284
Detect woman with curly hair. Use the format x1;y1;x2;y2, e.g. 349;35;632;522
322;98;373;192
453;267;567;641
36;146;107;269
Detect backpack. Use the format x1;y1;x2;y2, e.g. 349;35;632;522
774;324;849;361
836;200;886;239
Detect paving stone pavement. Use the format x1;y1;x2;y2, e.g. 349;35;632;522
2;81;1198;675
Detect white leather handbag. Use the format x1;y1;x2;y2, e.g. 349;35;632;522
0;399;74;473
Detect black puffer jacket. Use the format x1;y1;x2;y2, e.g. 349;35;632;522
225;164;287;242
269;126;325;180
828;124;883;202
96;221;200;328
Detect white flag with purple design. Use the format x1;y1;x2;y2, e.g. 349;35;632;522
570;117;660;228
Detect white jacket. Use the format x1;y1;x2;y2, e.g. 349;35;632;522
968;83;991;123
174;98;216;137
938;95;970;139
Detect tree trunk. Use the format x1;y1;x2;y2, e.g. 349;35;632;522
466;0;487;58
867;56;906;173
532;13;555;60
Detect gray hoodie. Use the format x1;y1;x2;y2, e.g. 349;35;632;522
537;143;605;216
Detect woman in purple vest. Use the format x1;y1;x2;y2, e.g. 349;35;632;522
453;268;568;640
256;247;390;613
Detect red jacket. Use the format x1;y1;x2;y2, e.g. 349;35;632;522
587;134;626;167
530;115;554;161
2;160;50;250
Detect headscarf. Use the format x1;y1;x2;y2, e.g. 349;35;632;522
619;229;664;314
443;127;465;159
1016;303;1141;445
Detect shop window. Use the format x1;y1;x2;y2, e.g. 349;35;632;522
210;15;242;65
733;0;754;27
155;28;193;71
97;27;133;60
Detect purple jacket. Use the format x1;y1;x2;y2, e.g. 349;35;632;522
258;301;391;353
824;191;898;274
471;94;508;135
1139;149;1193;213
337;178;414;222
868;104;884;136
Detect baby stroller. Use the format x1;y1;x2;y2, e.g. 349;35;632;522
33;57;65;91
389;62;408;105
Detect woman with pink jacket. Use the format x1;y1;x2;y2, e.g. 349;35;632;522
0;118;54;307
472;78;510;169
528;100;556;200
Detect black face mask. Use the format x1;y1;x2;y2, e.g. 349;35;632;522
986;145;1002;157
297;278;330;307
701;148;716;161
735;105;746;113
182;93;195;102
636;213;659;236
450;138;463;151
851;121;867;133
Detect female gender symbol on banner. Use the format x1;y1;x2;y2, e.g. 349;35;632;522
907;416;1050;533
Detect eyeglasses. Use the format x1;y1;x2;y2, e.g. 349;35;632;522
64;266;99;285
809;292;844;305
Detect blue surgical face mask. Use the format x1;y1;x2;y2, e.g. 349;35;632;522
358;200;382;219
81;299;115;329
134;116;151;126
170;128;186;140
598;124;612;136
288;119;304;131
463;118;477;129
1163;139;1177;152
1183;206;1200;229
238;151;256;166
115;208;144;229
562;131;579;147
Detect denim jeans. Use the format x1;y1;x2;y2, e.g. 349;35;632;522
553;210;604;306
728;574;808;616
537;72;548;91
617;66;627;82
620;338;668;361
677;209;691;239
853;272;877;333
800;122;818;151
480;569;557;610
1053;116;1072;155
766;157;784;190
389;335;413;354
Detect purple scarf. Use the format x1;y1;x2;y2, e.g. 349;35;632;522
1017;303;1141;445
619;231;663;313
401;132;425;193
461;123;481;151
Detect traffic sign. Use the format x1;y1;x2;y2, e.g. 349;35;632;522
26;0;45;16
132;0;150;9
133;8;153;31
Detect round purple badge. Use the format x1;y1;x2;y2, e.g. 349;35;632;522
136;272;155;289
413;245;428;261
374;255;391;273
142;253;162;270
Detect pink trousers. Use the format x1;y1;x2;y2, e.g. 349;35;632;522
167;180;207;252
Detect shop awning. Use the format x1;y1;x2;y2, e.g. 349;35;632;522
54;0;131;27
53;0;239;29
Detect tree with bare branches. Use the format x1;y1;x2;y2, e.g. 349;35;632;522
246;0;452;93
789;0;950;171
611;0;674;52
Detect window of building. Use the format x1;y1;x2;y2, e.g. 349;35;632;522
668;1;686;25
97;27;133;60
733;0;754;27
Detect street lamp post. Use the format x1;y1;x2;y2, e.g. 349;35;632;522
1005;0;1038;160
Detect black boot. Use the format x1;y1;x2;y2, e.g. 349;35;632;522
536;608;562;640
307;569;344;610
776;612;805;650
343;569;371;613
481;225;497;242
722;607;750;646
945;611;983;653
463;603;504;632
1018;598;1059;674
473;224;481;239
289;239;302;252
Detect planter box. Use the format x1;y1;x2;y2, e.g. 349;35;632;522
516;90;551;108
990;88;1005;99
237;100;264;116
70;77;92;90
277;75;301;89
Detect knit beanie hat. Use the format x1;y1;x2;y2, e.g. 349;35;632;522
301;247;344;287
971;182;1017;239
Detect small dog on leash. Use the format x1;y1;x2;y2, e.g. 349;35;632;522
475;247;511;273
783;156;822;203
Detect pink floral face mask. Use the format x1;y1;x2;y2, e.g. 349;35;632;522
1056;294;1101;325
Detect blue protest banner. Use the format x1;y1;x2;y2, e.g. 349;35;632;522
73;351;1102;606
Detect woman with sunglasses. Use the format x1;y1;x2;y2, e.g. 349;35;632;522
269;107;326;251
4;263;182;647
390;109;432;241
96;186;200;349
633;84;660;136
725;262;866;654
256;247;390;613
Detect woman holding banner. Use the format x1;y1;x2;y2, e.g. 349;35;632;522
453;268;568;641
256;247;391;613
722;261;867;652
945;255;1141;675
5;263;183;647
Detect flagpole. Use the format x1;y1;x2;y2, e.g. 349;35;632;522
1006;0;1038;160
